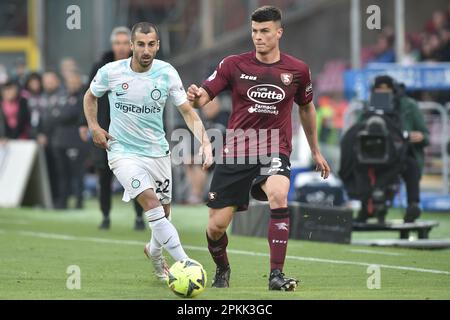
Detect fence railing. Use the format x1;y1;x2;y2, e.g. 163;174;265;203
419;102;449;194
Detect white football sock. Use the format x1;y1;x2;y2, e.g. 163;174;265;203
145;206;188;262
149;233;163;257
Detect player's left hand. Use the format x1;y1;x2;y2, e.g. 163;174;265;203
312;151;330;179
199;143;213;171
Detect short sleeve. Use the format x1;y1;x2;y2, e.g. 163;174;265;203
202;57;232;100
168;67;188;107
90;66;109;98
295;65;313;106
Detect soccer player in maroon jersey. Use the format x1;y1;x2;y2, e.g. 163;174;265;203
187;6;330;291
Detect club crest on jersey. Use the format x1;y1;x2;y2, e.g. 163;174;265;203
280;73;293;86
151;89;161;100
122;83;129;90
131;178;140;189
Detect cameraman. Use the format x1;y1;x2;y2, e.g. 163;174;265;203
372;75;429;222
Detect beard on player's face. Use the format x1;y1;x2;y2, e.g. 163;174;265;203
138;53;153;67
132;49;156;68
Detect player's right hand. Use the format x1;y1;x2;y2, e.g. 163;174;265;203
91;126;114;151
187;84;202;102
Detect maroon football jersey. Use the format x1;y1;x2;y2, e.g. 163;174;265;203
202;51;313;158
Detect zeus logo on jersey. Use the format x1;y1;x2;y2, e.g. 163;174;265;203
115;102;161;114
247;84;285;105
240;73;257;81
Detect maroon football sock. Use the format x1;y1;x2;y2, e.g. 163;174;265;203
268;207;290;272
206;232;230;270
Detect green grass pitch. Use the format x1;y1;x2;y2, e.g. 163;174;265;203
1;197;450;299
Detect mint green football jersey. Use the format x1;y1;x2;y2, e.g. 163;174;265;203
90;57;187;159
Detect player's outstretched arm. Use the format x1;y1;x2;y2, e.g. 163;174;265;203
187;84;211;109
177;101;213;170
299;101;330;179
83;89;114;150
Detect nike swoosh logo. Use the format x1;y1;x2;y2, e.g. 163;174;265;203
163;236;172;245
116;92;126;96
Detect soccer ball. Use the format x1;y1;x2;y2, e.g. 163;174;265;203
167;258;207;298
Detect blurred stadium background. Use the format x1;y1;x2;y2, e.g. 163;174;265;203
1;0;450;299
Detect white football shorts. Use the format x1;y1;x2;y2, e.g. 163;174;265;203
109;155;172;204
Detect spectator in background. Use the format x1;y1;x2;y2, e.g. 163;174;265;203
420;33;442;61
60;57;88;84
79;26;144;230
22;72;46;139
400;35;420;65
0;64;8;85
420;9;450;62
437;27;450;61
316;96;334;143
48;71;87;209
0;80;30;139
10;57;28;88
0;109;5;141
370;33;395;63
40;71;65;208
0;73;8;142
425;10;448;34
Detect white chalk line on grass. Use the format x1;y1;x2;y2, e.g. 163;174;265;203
346;249;405;256
0;219;30;225
6;229;450;276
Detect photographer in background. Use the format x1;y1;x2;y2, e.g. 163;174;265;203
372;75;430;222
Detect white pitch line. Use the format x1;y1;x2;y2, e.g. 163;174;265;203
346;249;404;256
9;229;450;276
0;219;30;225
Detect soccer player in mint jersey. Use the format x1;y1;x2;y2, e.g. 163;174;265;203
84;22;213;282
187;6;330;291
